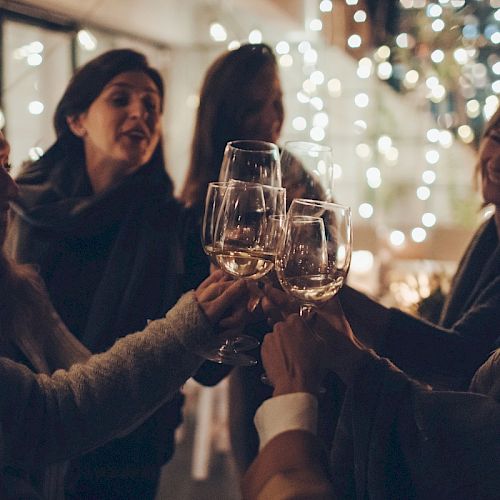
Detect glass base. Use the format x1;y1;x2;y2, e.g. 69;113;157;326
232;335;260;351
203;342;257;366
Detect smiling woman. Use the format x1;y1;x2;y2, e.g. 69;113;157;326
5;49;213;500
66;71;163;193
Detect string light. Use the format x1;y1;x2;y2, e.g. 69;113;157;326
228;40;240;50
358;203;374;218
319;0;333;12
28;101;44;115
411;227;427;242
209;22;227;42
309;19;323;31
248;29;262;44
422;212;437;227
390;230;405;246
353;10;367;23
292;116;307;131
417;186;431;200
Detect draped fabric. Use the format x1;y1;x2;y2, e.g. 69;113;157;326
439;217;500;327
6;143;209;488
242;351;500;499
329;353;500;500
381;216;500;390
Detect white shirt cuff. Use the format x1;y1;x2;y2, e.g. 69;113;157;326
254;392;318;450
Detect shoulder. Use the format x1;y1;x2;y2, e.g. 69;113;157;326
470;349;500;399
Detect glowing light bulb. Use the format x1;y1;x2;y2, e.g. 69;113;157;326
354;93;369;107
417;186;431;200
422;170;436;184
28;101;44;115
210;23;227;42
310;19;323;31
422;213;437;227
327;78;342;97
248;29;262;44
292;116;307;131
275;41;289;54
411;227;427;243
348;34;362;48
358;203;374;218
353;10;367;22
390;230;405;247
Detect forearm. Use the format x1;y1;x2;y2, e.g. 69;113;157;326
1;291;210;465
242;430;333;500
339;285;390;350
383;308;496;386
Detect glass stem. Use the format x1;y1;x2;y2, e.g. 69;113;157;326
299;303;315;319
219;339;237;354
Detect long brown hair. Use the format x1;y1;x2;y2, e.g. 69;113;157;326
0;250;89;373
180;43;278;210
474;105;500;192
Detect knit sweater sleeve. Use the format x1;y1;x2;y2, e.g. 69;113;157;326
0;291;211;467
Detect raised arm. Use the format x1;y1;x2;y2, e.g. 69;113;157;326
1;272;248;467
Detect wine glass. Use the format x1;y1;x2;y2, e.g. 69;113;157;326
219;140;282;187
280;141;334;203
202;181;227;266
216;181;285;281
201;181;260;365
275;198;352;317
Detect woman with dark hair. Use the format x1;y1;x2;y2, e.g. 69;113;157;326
180;43;284;212
179;43;288;475
6;49;210;499
0;132;250;498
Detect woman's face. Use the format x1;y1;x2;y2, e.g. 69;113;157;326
0;132;18;245
68;71;162;176
239;63;284;144
479;119;500;206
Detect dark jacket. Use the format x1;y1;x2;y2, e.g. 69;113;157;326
7;144;210;488
382;217;500;389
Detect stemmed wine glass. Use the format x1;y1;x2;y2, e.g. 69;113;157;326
280;141;334;203
275;198;352;317
200;181;285;365
216;181;285;280
202;181;227;266
201;181;257;365
219;140;282;187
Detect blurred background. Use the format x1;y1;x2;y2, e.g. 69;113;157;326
0;1;498;497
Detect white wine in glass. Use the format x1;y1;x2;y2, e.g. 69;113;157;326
200;181;258;365
276;198;352;316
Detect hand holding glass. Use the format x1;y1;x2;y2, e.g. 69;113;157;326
275;198;352;317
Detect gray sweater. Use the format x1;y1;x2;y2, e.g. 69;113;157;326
0;291;213;499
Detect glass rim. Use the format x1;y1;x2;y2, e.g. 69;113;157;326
226;139;279;153
283;140;332;153
292;197;351;213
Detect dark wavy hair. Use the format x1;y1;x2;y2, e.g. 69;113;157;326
180;43;278;209
45;49;171;191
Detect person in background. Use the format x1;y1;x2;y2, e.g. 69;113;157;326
180;42;343;474
180;42;284;214
6;49;213;499
180;42;287;474
1;130;250;498
242;298;500;499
